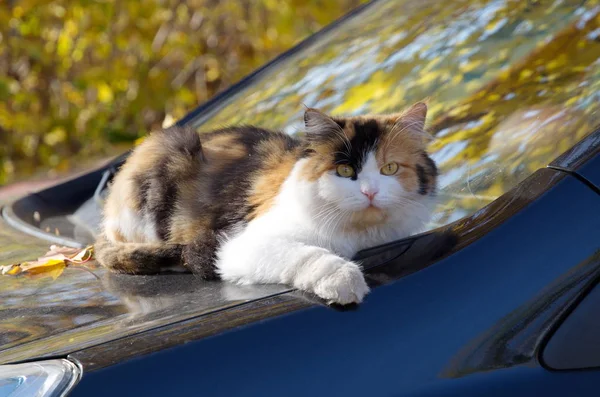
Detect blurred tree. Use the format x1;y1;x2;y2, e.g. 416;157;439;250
0;0;364;184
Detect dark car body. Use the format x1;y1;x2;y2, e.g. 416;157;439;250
1;0;600;395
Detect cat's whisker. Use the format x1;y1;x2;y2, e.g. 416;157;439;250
312;204;338;223
322;210;348;248
332;150;351;156
322;208;345;235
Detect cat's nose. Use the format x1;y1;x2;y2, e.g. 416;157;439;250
361;188;378;201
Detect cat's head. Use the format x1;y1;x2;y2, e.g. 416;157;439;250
299;102;438;231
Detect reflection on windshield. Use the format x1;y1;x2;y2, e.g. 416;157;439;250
194;0;600;230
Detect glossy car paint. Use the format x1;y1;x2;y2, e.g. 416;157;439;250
543;276;600;370
575;155;600;191
70;169;600;396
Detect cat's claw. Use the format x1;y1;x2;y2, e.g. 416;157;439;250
313;261;369;305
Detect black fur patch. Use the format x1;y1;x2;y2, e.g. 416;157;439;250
419;151;438;195
125;244;183;272
162;126;204;160
333;120;381;179
422;152;439;177
417;152;439;194
135;175;151;211
182;231;220;280
151;159;178;241
416;164;428;195
301;147;316;157
333;119;346;128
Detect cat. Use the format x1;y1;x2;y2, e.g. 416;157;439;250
95;102;438;304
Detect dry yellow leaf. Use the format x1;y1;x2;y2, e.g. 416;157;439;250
0;264;21;275
1;245;94;278
23;259;65;275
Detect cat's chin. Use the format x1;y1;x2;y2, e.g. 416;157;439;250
347;206;388;230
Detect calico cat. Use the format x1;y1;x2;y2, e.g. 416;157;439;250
96;102;438;304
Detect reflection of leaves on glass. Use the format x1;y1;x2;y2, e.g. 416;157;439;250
197;0;600;230
0;0;364;184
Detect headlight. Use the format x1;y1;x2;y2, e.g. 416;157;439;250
0;359;80;397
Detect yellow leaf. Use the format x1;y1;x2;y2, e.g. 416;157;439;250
206;68;220;82
26;262;66;280
520;69;534;80
47;265;66;280
416;72;439;85
546;59;562;70
97;83;114;104
21;258;66;273
565;97;579;106
2;244;96;278
57;34;73;58
70;245;94;263
448;104;472;117
12;6;24;18
459;60;483;73
43;127;67;146
1;264;20;275
7;266;21;275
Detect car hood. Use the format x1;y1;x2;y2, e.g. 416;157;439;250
0;213;290;364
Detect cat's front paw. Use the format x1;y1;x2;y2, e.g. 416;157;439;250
313;260;369;305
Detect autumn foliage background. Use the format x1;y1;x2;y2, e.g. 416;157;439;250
0;0;363;185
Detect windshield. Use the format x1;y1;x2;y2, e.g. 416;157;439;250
191;0;600;230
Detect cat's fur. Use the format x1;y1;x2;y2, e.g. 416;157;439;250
96;103;438;304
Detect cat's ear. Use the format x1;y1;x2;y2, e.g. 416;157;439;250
304;108;344;142
400;102;427;132
389;102;432;147
387;102;427;131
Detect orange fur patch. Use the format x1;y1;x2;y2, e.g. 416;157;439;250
203;132;248;158
247;138;300;219
376;128;423;194
299;151;336;181
347;206;388;230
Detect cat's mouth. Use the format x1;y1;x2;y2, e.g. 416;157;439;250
348;205;387;228
365;204;383;214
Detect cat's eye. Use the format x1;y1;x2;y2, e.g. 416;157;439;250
380;162;399;175
336;164;355;178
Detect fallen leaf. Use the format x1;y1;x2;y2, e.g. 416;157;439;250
46;265;65;280
0;264;21;275
49;245;79;255
7;266;21;275
70;246;94;263
1;245;95;278
21;258;66;273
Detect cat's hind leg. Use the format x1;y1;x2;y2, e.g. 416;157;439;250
95;236;184;274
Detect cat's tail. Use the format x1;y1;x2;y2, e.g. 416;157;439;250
95;236;185;275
